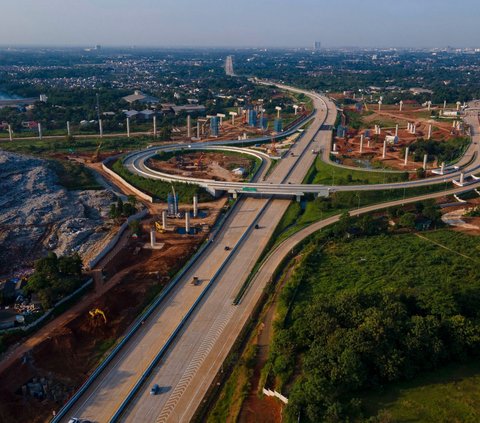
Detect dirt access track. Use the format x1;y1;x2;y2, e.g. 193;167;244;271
0;189;224;423
147;150;255;182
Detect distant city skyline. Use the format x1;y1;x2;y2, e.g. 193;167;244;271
2;0;480;48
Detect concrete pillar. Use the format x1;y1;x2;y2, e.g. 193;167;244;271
399;101;403;111
185;213;190;233
367;139;371;148
8;124;12;141
427;124;432;140
441;162;445;175
332;143;337;152
460;173;465;185
395;124;399;136
296;194;302;202
457;101;461;111
404;146;409;166
162;210;167;230
443;100;447;109
427;101;431;111
99;119;103;138
382;139;387;159
126;117;130;138
187;115;191;138
359;135;364;153
153;115;157;138
193;195;198;218
423;154;428;170
232;191;238;199
67;121;71;136
452;120;456;128
38;123;42;140
150;228;156;248
378;101;382;111
197;121;200;139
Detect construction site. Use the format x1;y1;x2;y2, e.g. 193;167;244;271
146;150;258;182
332;101;468;173
0;182;225;422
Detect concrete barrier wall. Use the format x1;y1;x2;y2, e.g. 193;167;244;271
262;388;289;404
102;159;154;203
87;208;148;270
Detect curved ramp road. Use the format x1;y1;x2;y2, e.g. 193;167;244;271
57;86;335;423
56;80;480;423
124;98;480;197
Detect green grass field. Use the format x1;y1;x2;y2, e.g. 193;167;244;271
277;229;480;422
363;361;480;422
304;156;408;186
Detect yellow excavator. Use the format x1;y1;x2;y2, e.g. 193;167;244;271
89;308;107;324
155;221;165;233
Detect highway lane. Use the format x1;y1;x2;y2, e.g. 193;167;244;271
59;84;333;423
117;92;336;422
61;196;270;422
126;101;480;196
58;85;479;422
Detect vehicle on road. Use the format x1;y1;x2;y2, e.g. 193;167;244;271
224;246;230;251
191;276;200;285
68;418;93;423
254;224;259;229
150;384;160;395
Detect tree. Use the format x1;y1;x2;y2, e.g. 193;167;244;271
416;168;426;179
127;195;137;207
109;203;118;219
336;212;352;235
116;197;124;215
128;219;141;235
399;213;416;229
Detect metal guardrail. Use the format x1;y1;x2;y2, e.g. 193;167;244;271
50;195;243;423
50;138;272;422
109;199;272;422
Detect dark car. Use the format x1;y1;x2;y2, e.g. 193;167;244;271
224;246;231;251
150;384;160;395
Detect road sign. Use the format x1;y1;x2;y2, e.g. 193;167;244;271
242;187;257;192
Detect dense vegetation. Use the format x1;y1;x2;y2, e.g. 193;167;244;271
268;225;480;422
108;196;137;219
25;252;84;309
408;137;470;164
304;156;409;186
48;159;102;190
111;159;212;203
0;134;153;155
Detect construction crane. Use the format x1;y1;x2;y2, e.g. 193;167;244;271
89;308;107;324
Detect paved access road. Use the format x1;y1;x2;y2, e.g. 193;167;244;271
60;88;336;423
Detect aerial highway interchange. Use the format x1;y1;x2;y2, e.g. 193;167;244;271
56;84;480;423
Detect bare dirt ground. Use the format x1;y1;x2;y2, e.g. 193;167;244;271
147;151;254;182
0;221;212;423
335;105;465;171
0;159;224;422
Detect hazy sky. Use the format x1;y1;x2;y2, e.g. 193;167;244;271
2;0;479;48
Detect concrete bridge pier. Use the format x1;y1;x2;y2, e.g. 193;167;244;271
296;194;302;202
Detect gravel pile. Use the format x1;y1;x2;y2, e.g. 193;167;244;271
0;151;116;276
